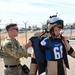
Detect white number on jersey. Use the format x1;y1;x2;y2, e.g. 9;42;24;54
53;46;63;59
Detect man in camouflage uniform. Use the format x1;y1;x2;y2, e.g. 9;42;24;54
1;23;30;75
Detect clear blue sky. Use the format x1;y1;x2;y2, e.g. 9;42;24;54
0;0;75;28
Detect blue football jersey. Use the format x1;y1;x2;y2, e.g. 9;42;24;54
41;37;63;60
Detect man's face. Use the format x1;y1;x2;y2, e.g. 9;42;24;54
8;26;18;37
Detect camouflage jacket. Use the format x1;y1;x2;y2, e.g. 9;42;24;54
1;37;28;65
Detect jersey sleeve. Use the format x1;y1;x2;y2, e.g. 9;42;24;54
40;37;48;46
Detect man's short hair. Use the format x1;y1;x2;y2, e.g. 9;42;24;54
6;23;17;31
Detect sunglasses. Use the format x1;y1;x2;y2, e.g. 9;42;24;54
12;28;18;31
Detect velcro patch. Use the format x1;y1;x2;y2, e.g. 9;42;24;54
6;43;12;48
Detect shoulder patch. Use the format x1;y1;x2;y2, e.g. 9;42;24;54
5;43;12;48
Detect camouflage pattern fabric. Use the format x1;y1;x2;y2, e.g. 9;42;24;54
4;65;27;75
1;37;29;75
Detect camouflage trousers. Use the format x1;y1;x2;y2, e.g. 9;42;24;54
4;65;28;75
